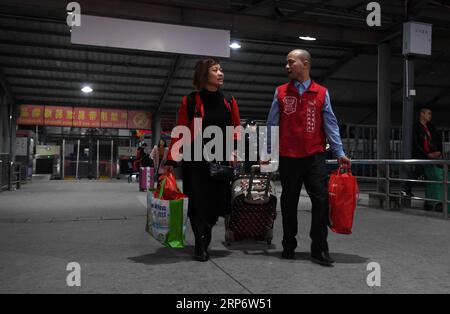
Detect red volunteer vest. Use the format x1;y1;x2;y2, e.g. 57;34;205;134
277;80;327;158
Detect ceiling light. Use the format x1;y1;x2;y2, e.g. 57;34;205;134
81;85;93;93
299;36;317;41
229;42;241;49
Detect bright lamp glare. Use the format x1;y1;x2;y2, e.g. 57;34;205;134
299;36;317;41
229;42;241;49
81;86;93;93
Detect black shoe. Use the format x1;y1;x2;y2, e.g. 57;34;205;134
323;251;335;264
194;247;209;262
311;251;334;267
194;237;209;262
281;250;295;259
204;225;212;253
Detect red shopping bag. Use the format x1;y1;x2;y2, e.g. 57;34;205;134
154;169;185;200
328;167;359;235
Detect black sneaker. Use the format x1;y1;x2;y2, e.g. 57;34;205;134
311;251;334;267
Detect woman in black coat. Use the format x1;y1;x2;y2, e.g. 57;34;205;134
165;58;241;262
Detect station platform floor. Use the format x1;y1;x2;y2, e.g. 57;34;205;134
0;179;449;294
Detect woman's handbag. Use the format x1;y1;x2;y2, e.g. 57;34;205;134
207;160;235;181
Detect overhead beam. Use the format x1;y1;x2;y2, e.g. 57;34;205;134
317;48;361;84
0;63;169;80
0;0;384;45
428;87;450;105
6;75;165;88
10;83;162;96
14;99;152;111
0;68;15;104
0;52;171;71
16;92;154;104
154;55;181;114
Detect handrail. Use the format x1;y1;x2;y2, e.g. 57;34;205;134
326;159;450;165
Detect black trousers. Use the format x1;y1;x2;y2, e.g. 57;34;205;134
182;161;231;242
402;165;425;195
279;153;330;253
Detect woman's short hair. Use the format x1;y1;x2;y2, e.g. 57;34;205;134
193;57;220;90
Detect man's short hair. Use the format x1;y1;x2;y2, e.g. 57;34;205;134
420;107;432;114
290;49;312;65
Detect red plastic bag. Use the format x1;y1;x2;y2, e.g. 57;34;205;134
154;169;186;200
328;167;359;235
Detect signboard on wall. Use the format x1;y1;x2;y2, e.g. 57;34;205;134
100;109;128;128
71;15;231;58
17;105;44;125
72;107;101;128
36;145;60;156
17;105;152;130
15;137;28;156
45;106;73;127
128;111;151;130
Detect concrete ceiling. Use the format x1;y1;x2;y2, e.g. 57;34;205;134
0;0;449;129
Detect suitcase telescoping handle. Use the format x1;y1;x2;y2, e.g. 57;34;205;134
246;165;272;201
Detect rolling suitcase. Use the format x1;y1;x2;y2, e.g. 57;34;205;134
139;167;155;192
225;165;277;245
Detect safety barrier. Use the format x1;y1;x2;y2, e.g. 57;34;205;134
340;124;450;160
0;153;10;191
326;159;449;220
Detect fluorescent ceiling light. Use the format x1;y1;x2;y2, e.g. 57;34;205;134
299;36;317;41
81;85;93;93
229;42;241;49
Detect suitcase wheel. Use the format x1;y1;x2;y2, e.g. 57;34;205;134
225;230;234;246
264;229;273;245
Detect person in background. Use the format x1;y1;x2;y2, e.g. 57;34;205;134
133;142;148;172
150;139;169;180
402;107;443;198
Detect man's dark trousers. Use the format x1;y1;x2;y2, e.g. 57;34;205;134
279;153;330;254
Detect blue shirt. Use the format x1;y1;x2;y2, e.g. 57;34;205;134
267;79;345;158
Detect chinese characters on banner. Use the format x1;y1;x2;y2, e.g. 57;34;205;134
72;107;101;128
44;106;73;126
17;105;44;125
100;109;128;128
17;105;151;130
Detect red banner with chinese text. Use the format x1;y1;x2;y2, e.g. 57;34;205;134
17;105;44;125
44;106;73;127
73;107;101;128
100;109;128;128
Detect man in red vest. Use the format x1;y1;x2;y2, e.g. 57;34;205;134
267;49;351;267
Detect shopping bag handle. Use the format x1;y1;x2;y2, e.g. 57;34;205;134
337;165;351;174
158;175;168;199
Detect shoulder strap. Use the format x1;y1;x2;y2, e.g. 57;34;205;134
222;92;233;110
187;91;197;123
187;91;234;123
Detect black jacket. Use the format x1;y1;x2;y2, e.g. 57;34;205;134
412;122;442;159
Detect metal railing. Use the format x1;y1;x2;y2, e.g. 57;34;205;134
326;159;449;220
340;124;450;160
9;162;22;191
0;153;10;191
